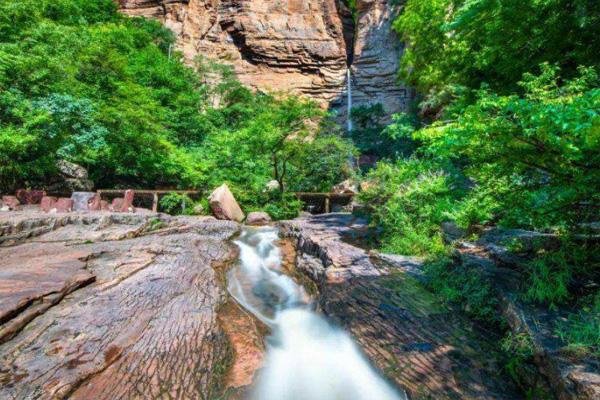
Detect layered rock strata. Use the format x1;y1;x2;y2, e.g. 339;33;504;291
118;0;411;117
0;211;239;399
279;213;522;399
346;0;410;119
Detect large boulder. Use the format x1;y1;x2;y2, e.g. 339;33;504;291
56;159;88;179
48;178;94;194
246;211;272;226
208;184;245;222
49;160;94;194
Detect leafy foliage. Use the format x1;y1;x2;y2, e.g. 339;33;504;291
159;192;195;215
415;65;600;230
556;293;600;357
348;104;417;160
358;158;457;256
423;256;499;323
360;0;600;332
0;0;355;219
394;0;600;108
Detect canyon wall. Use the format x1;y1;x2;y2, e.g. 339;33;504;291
118;0;411;119
349;0;411;119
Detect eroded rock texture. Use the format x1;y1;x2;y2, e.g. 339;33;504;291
280;214;523;400
0;211;239;399
348;0;410;119
118;0;411;117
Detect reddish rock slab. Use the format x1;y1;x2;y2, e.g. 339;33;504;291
40;196;58;213
111;197;124;211
15;189;46;205
54;197;74;213
1;196;20;211
0;212;240;399
119;189;135;212
0;243;95;343
100;200;110;211
218;300;264;392
87;193;101;211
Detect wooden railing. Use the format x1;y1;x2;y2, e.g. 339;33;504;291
96;189;354;214
294;192;355;213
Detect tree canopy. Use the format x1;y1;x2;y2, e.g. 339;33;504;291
0;0;355;217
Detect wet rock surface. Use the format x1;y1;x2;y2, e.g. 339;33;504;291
280;213;523;399
0;211;239;399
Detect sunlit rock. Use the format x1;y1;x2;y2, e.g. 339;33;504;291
246;211;272;226
209;183;245;222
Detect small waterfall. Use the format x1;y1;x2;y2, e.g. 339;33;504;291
227;227;406;400
347;68;353;132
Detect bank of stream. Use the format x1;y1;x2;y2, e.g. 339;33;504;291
225;226;408;400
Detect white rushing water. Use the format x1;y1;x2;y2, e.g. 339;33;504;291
347;67;353;132
227;227;406;400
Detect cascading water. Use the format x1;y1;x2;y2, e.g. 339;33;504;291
347;68;353;132
227;227;406;400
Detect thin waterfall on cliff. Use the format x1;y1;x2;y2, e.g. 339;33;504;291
347;68;353;132
228;227;407;400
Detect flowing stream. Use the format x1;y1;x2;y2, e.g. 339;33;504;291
227;227;406;400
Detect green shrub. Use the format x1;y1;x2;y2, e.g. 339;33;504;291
358;158;457;256
413;66;600;232
263;192;303;221
523;255;571;307
424;256;499;323
394;0;600;105
159;192;194;215
556;293;600;357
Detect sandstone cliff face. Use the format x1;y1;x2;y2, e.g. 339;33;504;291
348;0;411;118
118;0;411;119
